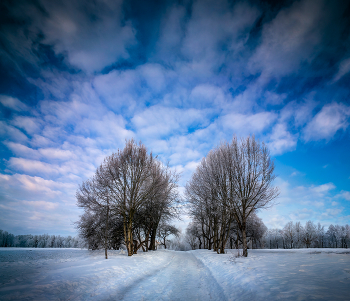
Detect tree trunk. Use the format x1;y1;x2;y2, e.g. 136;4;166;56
104;204;109;259
145;230;150;252
133;240;138;254
208;238;212;250
242;221;248;257
220;239;225;254
149;228;157;251
126;221;134;256
213;223;218;252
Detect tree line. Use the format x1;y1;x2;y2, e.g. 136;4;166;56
0;230;83;248
184;220;350;251
265;221;350;249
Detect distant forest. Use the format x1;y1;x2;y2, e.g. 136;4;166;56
1;221;349;250
0;230;83;248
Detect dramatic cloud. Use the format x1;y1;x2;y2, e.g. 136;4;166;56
1;0;350;234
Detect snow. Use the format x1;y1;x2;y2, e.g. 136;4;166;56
0;248;349;300
192;248;350;301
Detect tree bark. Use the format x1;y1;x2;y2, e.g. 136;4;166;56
125;217;134;256
149;228;157;251
104;203;109;259
242;220;248;257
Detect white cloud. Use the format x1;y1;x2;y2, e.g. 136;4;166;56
8;158;59;175
258;177;343;228
279;97;317;127
22;200;59;211
221;112;277;135
4;142;39;159
303;103;350;141
0;95;29;111
264;91;287;105
335;191;350;201
38;148;76;161
11;116;41;134
289;208;314;221
267;123;298;155
0;121;28;142
0;172;80;234
181;0;260;74
132;106;208;138
189;84;226;107
320;208;343;219
332;57;350;83
40;0;136;72
249;0;323;78
311;183;336;195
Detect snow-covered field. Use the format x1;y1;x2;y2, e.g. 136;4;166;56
0;248;349;300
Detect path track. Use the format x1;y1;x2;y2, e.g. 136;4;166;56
116;251;226;301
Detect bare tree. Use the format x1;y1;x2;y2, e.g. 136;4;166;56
186;136;278;257
157;223;180;249
283;221;295;249
76;174;112;258
186;147;233;254
294;222;304;248
225;136;279;257
303;220;316;248
76;139;180;257
186;222;199;250
245;212;267;249
315;222;325;248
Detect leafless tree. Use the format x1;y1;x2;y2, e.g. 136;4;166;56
157;223;180;249
315;222;325;248
186;222;200;250
186;136;278;256
76;173;112;258
303;220;316;248
229;212;267;249
77;139;180;257
283;221;295;249
225;136;279;256
186;146;234;254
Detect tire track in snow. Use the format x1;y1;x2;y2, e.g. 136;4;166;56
106;253;176;301
114;251;227;301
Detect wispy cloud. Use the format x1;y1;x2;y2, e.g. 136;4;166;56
1;0;350;234
303;103;350;141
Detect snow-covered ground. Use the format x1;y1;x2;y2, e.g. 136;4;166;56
0;248;349;300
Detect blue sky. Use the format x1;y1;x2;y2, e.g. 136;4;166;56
0;0;350;235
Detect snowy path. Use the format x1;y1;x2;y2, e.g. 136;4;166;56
0;249;225;301
1;248;350;300
117;251;226;301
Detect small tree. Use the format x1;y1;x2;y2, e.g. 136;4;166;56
186;223;199;250
303;221;316;248
157;223;180;249
283;221;295;249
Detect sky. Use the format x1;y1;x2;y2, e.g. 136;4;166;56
0;0;350;236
